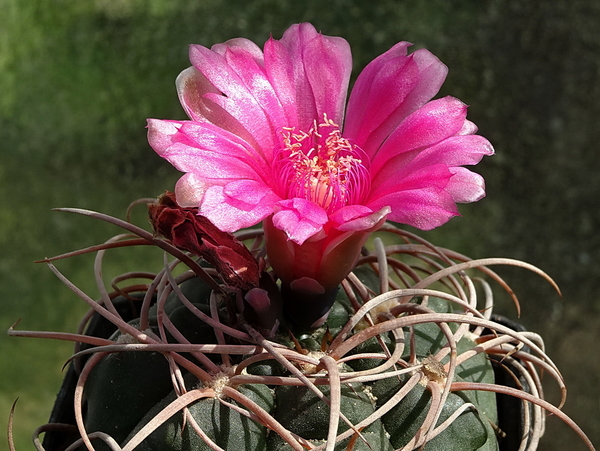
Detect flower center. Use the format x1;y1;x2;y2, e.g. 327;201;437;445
275;115;370;212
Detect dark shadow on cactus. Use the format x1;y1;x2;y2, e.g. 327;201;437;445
488;313;532;451
42;294;149;451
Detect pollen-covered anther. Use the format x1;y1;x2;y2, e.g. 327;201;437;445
277;114;370;212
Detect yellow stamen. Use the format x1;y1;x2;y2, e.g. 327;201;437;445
277;115;369;212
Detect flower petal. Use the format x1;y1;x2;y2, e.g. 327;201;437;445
272;198;329;244
212;39;288;131
188;43;284;157
147;119;270;184
370;187;459;230
344;42;413;144
367;161;459;230
369;96;469;177
263;37;303;127
446;167;487;203
175;67;262;149
174;172;209;208
301;28;352;125
345;45;448;155
370;134;494;198
147;118;180;155
265;23;352;130
200;181;280;232
329;205;391;232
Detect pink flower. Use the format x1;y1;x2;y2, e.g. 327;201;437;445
148;23;493;317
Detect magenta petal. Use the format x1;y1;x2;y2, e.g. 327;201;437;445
200;182;279;232
222;179;280;211
370;96;468;176
370;134;494;196
345;46;448;155
212;40;288;130
302;30;352;125
271;23;352;129
263;37;304;127
417;135;495;166
366;163;458;229
148;119;270;184
329;205;373;223
272;198;328;244
369;161;453;202
344;41;411;141
173;122;269;177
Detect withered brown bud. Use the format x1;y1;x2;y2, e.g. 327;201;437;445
149;191;260;291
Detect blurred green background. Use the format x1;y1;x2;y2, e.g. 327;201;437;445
1;0;599;449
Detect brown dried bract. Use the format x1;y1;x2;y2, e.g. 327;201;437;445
149;191;260;291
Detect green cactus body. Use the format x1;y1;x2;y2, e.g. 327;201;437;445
79;275;499;451
27;213;572;451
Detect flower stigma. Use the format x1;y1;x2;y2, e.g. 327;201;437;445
276;114;370;212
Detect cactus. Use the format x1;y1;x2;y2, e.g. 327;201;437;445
9;22;596;451
9;198;595;451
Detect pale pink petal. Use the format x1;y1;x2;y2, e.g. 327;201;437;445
446;167;486;203
174;172;209;208
345;46;448;155
458;119;478;136
176;67;219;122
272;198;329;244
175;67;260;148
212;38;265;62
330;205;391;232
369;96;468;176
200;182;280;232
147;118;180;154
369;188;459;230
